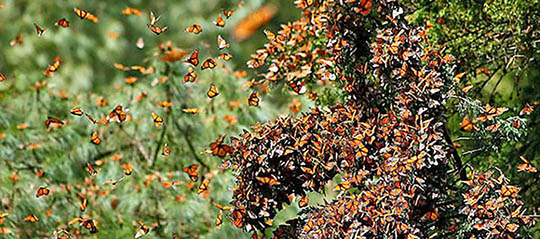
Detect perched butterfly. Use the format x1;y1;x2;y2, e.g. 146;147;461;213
216;210;223;229
184;49;199;67
334;181;352;191
24;215;38;223
148;24;168;35
223;9;234;18
183;108;201;114
36;186;50;198
256;176;280;186
33;23;46;37
357;0;373;15
288;81;307;95
518;156;537;173
230;209;244;228
0;73;5;82
86;162;101;176
183;164;199;182
248;92;260;106
217;35;229;50
74;8;98;23
207;84;219;98
298;196;309;208
135;221;150;238
108;105;127;123
201;58;216;70
136;37;144;49
197;179;209;194
45;116;64;129
486;123;500;132
162;143;171;155
90;132;101;145
80;219;98;233
10;33;23;46
219;53;232;61
214;14;226;27
123;167;133;176
183;67;197;82
210;135;232;158
212;202;234;211
185;24;202;34
500;184;519;198
151;112;164;127
460;116;477;132
122;7;142;16
79;197;88;211
55;18;70;28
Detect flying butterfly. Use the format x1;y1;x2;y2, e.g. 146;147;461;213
248;92;260;106
90;131;101;145
136;37;144;49
73;8;98;23
70;107;84;116
55;18;70;28
197;179;209;194
33;23;46;37
216;210;223;229
86;162;101;176
201;58;216;70
10;33;23;46
85;113;98;124
108;105;127;123
184;49;199;67
185;24;202;34
219;53;232;61
210;135;232;158
24;215;38;223
45;116;64;129
214;14;226;27
0;73;5;82
162;143;171;155
184;67;197;82
135;221;150;238
520;101;538;116
183;164;199;182
183;108;201;114
36;186;50;198
151;112;164;127
122;7;142;16
79;197;88;211
518;156;537;173
460;116;477;132
104;176;125;186
207;84;219;98
149;11;161;25
223;9;234;18
148;24;168;35
80;219;98;234
288;81;307;95
217;35;229;50
298;196;309;208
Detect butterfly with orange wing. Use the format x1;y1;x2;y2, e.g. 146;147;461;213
0;73;5;82
74;8;98;23
197;179;209;194
223;9;234;18
90;132;101;145
135;221;150;238
148;11;168;35
201;58;216;70
214;14;226;27
518;156;537;173
45;116;64;129
217;35;229;50
162;143;171;155
10;33;23;46
55;18;70;28
184;49;199;67
183;164;199;182
219;53;232;61
24;215;38;223
33;23;46;37
151;112;164;127
184;67;197;82
36;186;50;198
185;24;202;34
248;92;260;106
207;84;219;98
210;135;232;158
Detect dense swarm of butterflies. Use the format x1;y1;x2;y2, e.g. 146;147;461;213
0;2;277;238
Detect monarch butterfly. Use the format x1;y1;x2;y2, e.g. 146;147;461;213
123;165;133;175
232;4;277;41
500;184;519;198
248;92;260;106
183;164;199;181
298;196;309;208
149;11;161;25
136;37;144;49
357;0;373;15
55;18;70;28
135;221;150;238
172;233;180;239
148;24;168;35
201;58;217;70
33;23;46;37
219;53;232;61
73;8;98;23
216;210;223;229
214;14;226;27
183;108;201;114
10;33;23;46
36;186;50;198
184;67;197;82
217;35;229;50
85;113;98;124
184;49;199;67
207;84;219;98
520;101;538;115
109;105;127;123
230;209;244;228
256;176;280;186
104;176;125;185
0;73;5;82
517;156;537;173
79;197;88;211
223;9;234;18
151;112;164;127
460;116;477;132
197;179;209;194
212;202;234;211
185;24;202;34
45;116;64;129
486;123;500;132
162;143;171;155
80;219;98;233
210;135;232;157
334;181;352;191
288;81;307;95
86;162;101;176
90;132;101;145
122;7;141;16
24;215;38;223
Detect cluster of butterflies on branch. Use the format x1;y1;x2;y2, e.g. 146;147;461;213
0;2;278;238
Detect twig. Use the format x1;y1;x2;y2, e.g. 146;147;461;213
442;123;467;180
150;64;173;169
119;125;150;160
488;68;507;103
173;120;210;170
